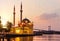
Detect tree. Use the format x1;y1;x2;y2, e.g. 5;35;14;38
6;21;12;32
0;18;3;32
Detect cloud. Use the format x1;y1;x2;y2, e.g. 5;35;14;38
33;13;60;31
40;13;60;20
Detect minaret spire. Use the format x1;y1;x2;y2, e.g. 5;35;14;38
20;2;23;23
13;5;15;26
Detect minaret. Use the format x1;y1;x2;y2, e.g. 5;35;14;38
20;2;23;23
13;5;15;26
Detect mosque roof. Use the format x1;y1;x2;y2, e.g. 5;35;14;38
22;18;31;23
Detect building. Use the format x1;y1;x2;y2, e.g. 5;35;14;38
10;2;33;34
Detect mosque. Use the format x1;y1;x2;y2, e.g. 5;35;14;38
10;2;33;34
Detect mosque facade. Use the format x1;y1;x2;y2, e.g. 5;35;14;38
10;2;33;34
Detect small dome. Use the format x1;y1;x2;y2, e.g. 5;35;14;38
22;18;31;23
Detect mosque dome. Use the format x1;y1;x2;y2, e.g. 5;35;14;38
22;18;31;23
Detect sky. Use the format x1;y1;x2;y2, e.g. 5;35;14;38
0;0;60;31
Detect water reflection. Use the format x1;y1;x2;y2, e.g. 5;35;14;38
6;36;33;41
48;35;53;41
0;35;60;41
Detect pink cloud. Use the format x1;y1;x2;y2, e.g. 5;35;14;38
33;13;60;31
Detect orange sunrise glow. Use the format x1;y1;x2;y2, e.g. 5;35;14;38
0;0;60;31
